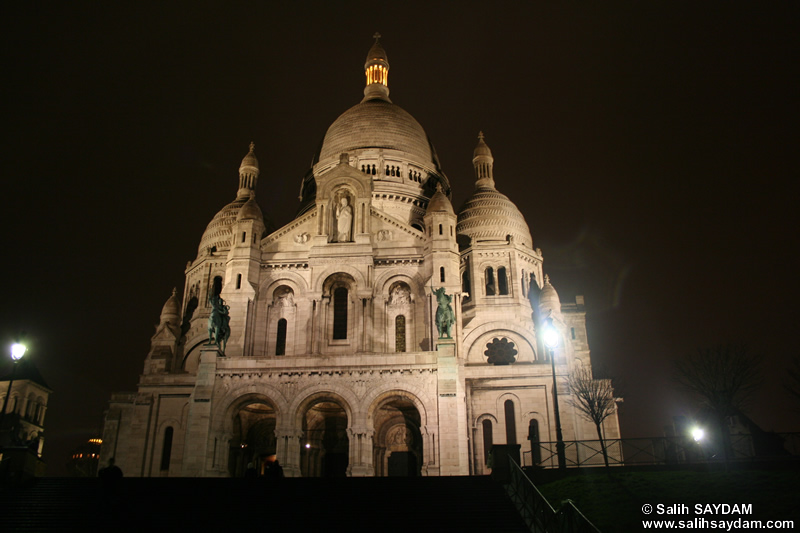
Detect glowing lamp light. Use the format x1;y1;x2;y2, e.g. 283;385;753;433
305;443;311;449
543;327;559;349
11;343;26;361
691;427;705;442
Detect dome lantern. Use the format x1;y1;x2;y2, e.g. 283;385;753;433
363;33;391;102
237;142;259;198
473;131;495;189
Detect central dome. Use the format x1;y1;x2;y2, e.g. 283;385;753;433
318;99;434;167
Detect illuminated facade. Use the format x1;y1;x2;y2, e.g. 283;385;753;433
0;357;50;456
101;36;620;477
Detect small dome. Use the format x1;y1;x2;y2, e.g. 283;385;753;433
538;275;562;317
426;184;454;215
237;194;264;223
365;39;388;65
457;188;533;246
198;196;249;254
473;131;493;159
160;288;180;325
239;142;258;174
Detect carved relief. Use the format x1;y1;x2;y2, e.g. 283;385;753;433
388;282;411;305
294;232;310;244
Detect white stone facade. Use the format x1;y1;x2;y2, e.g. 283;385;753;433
101;38;620;477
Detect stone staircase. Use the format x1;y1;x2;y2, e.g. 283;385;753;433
1;476;528;532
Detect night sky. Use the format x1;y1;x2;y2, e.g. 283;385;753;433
2;2;797;475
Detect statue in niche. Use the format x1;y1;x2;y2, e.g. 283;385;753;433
207;294;230;354
433;287;455;339
335;196;353;242
274;287;294;308
389;284;411;305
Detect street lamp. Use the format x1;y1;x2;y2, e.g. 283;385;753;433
1;343;27;438
543;318;566;470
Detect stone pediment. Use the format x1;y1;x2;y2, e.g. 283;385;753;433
370;207;425;242
261;209;318;251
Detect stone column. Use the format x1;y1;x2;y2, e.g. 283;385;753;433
347;425;374;477
421;424;439;476
276;428;303;477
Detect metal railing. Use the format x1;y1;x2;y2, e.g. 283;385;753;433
522;433;800;468
506;457;601;533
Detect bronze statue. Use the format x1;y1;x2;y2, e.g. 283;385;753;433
433;287;455;339
207;294;231;353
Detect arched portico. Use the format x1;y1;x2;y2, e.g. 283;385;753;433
368;391;426;477
294;391;353;477
222;393;280;477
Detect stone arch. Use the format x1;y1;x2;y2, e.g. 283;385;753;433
181;338;209;374
293;390;355;478
497;392;523;446
314;266;366;294
316;173;369;200
475;413;499;473
260;271;309;296
464;324;538;364
372;270;425;299
264;282;299;356
367;390;427;477
218;391;282;478
155;418;181;475
522;411;546;467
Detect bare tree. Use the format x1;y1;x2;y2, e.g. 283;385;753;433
673;344;760;460
568;364;618;467
786;356;800;407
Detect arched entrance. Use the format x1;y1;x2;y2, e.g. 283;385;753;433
373;397;422;477
300;400;349;477
229;401;277;477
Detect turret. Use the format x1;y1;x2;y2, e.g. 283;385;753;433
144;288;182;374
472;131;495;189
237;142;259;198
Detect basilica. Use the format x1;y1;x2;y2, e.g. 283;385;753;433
101;37;620;477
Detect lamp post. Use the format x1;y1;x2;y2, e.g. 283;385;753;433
1;343;27;439
543;319;566;470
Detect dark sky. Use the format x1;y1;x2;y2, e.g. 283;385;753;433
2;2;797;475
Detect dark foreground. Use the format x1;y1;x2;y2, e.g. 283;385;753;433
1;475;528;532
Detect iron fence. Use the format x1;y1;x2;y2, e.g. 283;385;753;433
522;432;800;468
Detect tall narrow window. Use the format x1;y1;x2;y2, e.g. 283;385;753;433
482;419;493;465
571;327;576;340
462;268;471;295
440;267;445;283
160;427;173;471
528;419;541;466
241;231;247;243
276;318;287;355
504;400;517;444
333;287;348;339
439;224;443;235
236;273;242;289
210;276;223;302
395;315;406;352
498;267;508;295
485;267;495;296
